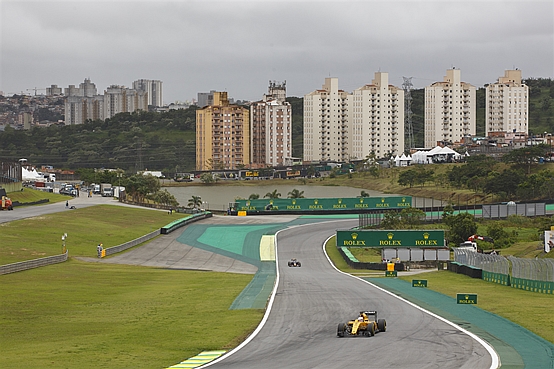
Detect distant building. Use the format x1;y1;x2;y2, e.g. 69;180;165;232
250;81;292;168
46;85;63;96
196;92;250;170
103;85;148;119
197;91;216;108
486;69;528;135
64;79;147;124
351;72;404;160
304;78;351;162
424;68;476;147
133;79;163;107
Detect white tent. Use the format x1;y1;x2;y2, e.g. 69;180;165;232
411;146;461;164
22;167;43;181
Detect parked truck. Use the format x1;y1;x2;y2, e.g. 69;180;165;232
101;183;113;197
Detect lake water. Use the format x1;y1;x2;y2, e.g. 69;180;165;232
164;183;405;211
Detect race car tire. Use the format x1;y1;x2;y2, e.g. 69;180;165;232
297;262;301;267
377;319;386;332
337;323;346;337
288;263;292;267
368;324;375;337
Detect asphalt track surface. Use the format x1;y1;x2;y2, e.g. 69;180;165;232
204;219;495;369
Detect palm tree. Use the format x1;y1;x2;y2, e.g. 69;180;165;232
288;189;305;198
264;189;281;199
249;193;260;200
188;195;202;209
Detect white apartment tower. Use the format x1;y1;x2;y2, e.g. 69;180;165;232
250;81;292;168
424;68;476;147
486;70;528;135
133;79;163;107
351;72;404;160
303;78;351;162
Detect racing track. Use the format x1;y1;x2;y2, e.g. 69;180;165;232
204;219;496;369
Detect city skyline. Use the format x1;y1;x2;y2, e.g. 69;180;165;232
1;1;552;104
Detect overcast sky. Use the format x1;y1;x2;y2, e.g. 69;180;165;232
1;0;553;104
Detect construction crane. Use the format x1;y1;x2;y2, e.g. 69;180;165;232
26;87;46;96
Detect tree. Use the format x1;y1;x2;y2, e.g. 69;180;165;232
399;207;425;228
188;195;202;209
380;211;402;229
360;190;370;197
248;193;260;200
398;169;417;188
447;212;478;246
264;189;281;199
288;189;305;198
149;189;179;207
200;173;217;184
502;144;549;174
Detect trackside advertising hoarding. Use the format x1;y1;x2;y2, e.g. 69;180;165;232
336;230;445;248
234;196;412;212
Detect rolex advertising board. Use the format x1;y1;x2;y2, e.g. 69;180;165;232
234;196;412;212
336;230;445;248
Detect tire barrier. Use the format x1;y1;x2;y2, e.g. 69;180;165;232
160;212;212;234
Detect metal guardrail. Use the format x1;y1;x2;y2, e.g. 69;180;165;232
0;251;68;275
508;256;554;282
453;249;509;275
104;230;161;256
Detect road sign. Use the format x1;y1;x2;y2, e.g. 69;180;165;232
457;293;478;304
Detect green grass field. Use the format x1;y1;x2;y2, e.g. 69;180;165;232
0;205;184;264
1;260;263;369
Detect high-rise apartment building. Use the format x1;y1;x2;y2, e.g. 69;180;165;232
103;85;148;119
65;78;101;125
196;92;250;171
351;72;404;160
424;68;476;147
133;79;163;107
250;81;292;168
303;78;351;162
65;78;148;124
486;70;528;135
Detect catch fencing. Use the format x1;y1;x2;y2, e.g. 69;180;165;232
453;249;554;294
508;256;554;282
453;249;509;275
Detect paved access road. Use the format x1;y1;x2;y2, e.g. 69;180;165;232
204;219;495;369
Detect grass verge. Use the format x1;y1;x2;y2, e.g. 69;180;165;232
0;205;185;264
325;239;554;344
0;260;263;369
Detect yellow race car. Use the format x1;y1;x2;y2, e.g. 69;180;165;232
337;311;386;337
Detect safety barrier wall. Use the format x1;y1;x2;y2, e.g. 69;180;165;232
103;229;161;256
510;277;554;294
0;251;68;275
337;247;406;271
482;270;511;286
454;251;554;294
160;212;212;234
447;261;483;279
454;249;509;275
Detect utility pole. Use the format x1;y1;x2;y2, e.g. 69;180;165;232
402;77;415;152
